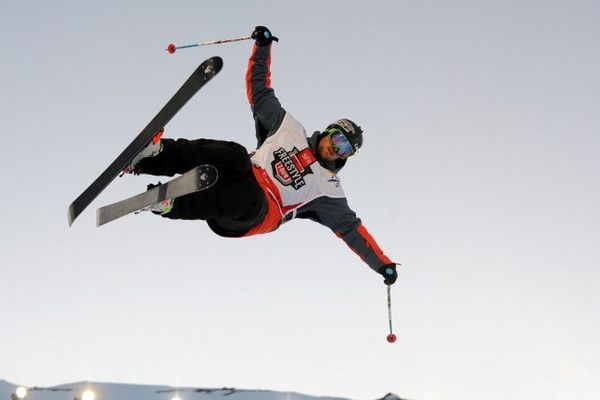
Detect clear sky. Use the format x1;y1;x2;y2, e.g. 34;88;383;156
1;1;599;399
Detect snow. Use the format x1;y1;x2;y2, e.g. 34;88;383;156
0;380;404;400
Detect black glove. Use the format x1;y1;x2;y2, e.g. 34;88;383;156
251;26;279;46
377;263;398;285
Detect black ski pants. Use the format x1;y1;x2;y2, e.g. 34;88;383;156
137;138;266;236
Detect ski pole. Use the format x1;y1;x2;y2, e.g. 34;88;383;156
386;285;397;343
166;35;252;54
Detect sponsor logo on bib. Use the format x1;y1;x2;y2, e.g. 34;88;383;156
271;147;317;190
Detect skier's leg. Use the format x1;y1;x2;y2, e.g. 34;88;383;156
161;176;264;221
136;138;264;226
136;138;251;178
123;129;165;174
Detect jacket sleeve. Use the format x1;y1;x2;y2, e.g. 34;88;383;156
246;43;286;147
297;197;393;272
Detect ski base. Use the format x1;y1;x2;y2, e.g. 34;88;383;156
96;165;218;227
68;56;223;226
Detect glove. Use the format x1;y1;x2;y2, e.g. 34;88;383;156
251;26;279;46
377;263;398;285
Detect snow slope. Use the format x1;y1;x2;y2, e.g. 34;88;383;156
0;380;403;400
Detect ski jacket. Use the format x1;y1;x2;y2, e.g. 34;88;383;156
245;43;392;273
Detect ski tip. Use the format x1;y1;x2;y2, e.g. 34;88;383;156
196;164;218;190
207;56;223;71
198;57;223;79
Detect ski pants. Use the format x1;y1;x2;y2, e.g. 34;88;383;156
137;138;267;236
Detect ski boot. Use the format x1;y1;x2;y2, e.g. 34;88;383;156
137;198;174;215
134;182;174;215
123;129;164;174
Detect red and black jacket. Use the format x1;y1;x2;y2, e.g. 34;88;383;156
246;43;393;273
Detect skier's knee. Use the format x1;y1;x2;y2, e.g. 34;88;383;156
226;141;249;158
224;141;251;171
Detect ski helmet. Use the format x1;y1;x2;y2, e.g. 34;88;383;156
325;118;363;157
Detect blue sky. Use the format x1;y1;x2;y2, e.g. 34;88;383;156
1;1;599;399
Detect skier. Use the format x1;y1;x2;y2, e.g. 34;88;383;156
125;26;398;285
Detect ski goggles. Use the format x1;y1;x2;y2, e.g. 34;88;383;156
327;129;354;159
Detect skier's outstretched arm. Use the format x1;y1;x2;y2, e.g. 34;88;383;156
246;26;286;147
300;197;398;285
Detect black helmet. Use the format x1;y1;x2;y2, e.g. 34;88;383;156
325;118;363;156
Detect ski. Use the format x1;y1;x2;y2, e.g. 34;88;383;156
96;165;218;227
68;56;223;226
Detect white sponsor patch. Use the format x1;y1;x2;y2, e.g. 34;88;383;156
336;119;355;134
